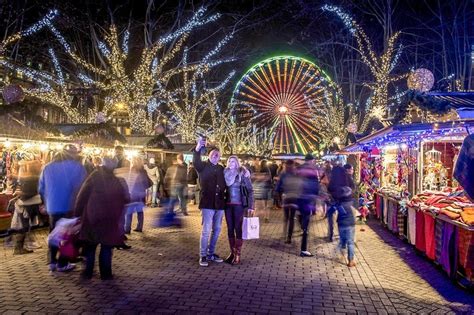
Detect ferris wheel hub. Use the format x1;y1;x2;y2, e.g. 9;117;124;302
278;106;289;114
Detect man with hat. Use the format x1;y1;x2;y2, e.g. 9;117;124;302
39;144;87;272
295;153;320;257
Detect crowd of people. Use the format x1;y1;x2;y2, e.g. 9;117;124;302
6;138;360;280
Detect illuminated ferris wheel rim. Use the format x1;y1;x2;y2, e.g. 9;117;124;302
230;55;338;104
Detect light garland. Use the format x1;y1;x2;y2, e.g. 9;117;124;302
323;5;408;131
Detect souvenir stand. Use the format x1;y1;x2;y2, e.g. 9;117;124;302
341;119;474;287
0;135;123;233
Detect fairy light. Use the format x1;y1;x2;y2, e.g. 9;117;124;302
323;5;408;131
0;10;58;52
98;41;111;57
48;48;64;85
122;30;130;55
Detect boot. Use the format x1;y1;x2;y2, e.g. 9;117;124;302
232;239;243;265
225;238;235;264
13;234;33;255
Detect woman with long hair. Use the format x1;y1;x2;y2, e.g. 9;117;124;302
223;156;254;265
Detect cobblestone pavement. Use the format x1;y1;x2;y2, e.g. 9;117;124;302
1;205;473;314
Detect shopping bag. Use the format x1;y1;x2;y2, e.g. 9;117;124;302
242;217;259;240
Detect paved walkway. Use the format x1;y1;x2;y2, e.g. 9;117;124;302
0;205;473;314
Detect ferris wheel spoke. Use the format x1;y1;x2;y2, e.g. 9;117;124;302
244;76;280;107
258;65;282;106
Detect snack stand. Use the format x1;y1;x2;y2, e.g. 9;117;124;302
342;119;474;287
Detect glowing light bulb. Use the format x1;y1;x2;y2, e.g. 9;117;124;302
39;143;49;151
278;106;288;114
4;140;11;148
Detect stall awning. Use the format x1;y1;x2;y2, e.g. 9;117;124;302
341;119;474;153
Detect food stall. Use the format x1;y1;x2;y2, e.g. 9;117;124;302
341;119;474;287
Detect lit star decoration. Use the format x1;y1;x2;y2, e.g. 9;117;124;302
322;5;408;131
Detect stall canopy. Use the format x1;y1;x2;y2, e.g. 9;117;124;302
342;119;474;153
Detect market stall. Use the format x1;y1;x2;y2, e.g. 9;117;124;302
341;119;474;287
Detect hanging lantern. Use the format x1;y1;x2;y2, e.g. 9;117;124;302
2;84;25;104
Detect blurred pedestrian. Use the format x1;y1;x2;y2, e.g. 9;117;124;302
74;157;130;280
252;160;272;222
296;154;320;257
275;160;303;244
118;157;152;234
114;146;130;168
327;165;357;267
144;158;160;207
223;156;254;265
187;162;198;205
164;154;188;215
39;144;87;272
194;138;226;267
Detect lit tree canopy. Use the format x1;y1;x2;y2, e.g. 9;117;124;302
322;5;408;132
1;7;235;135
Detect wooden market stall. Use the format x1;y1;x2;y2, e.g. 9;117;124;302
341;119;474;288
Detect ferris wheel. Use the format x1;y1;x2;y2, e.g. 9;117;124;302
232;56;338;154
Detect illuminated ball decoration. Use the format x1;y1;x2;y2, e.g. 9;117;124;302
407;68;434;92
232;56;339;155
2;84;25;104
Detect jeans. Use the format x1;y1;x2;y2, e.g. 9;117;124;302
225;205;245;239
124;202;144;233
200;208;224;257
168;185;187;214
338;225;355;261
48;214;69;267
82;242;113;278
148;183;158;205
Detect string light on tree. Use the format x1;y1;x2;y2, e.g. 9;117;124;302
322;5;409;131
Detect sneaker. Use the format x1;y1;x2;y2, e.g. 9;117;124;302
300;251;314;257
199;256;209;267
207;254;224;263
48;263;57;272
347;260;356;267
56;263;76;272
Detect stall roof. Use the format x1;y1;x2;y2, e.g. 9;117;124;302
341;119;474;153
428;92;474;109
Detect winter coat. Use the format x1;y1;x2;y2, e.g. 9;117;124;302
225;169;255;210
165;163;188;189
187;166;198;185
193;150;226;210
327;201;356;227
74;167;130;245
144;164;160;184
115;168;152;203
39;159;87;215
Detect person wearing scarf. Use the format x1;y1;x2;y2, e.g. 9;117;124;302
224;156;254;265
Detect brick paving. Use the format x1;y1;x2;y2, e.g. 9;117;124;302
1;205;473;314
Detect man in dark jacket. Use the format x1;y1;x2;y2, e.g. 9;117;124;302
193;138;226;267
